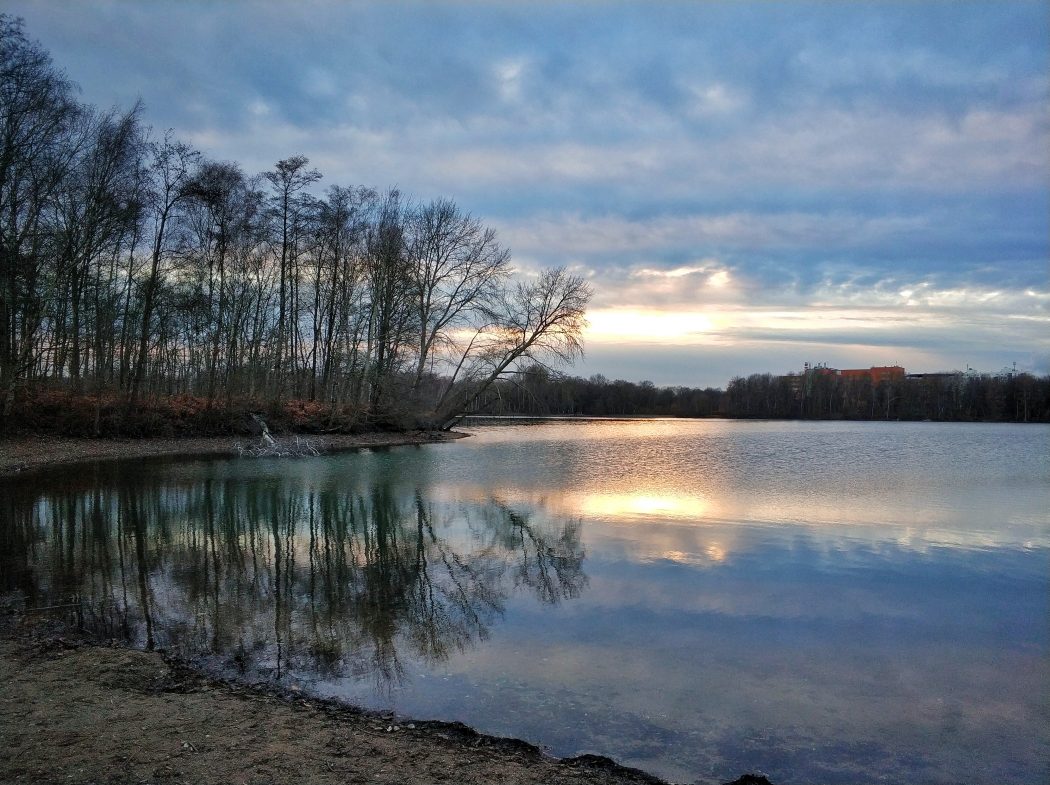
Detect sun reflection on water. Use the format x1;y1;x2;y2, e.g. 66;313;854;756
660;544;728;565
573;491;711;521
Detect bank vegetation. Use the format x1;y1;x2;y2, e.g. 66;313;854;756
0;16;590;437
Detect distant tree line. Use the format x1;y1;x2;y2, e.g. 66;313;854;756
0;16;590;435
722;371;1050;422
465;366;1050;423
470;366;724;417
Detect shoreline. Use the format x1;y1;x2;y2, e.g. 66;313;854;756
0;429;468;478
0;430;677;785
0;430;770;785
0;617;674;785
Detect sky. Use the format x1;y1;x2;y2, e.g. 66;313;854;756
7;0;1048;388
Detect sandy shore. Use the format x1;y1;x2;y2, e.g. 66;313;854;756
0;621;672;785
0;430;467;478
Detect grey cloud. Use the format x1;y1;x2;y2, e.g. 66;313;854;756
5;0;1045;386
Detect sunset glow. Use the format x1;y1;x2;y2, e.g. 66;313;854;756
585;309;716;344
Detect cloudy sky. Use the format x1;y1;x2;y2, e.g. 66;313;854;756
9;1;1048;387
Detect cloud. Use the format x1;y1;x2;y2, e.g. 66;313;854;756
496;211;937;258
14;3;1046;191
6;0;1045;386
633;265;714;279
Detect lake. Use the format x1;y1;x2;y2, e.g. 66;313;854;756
2;419;1047;784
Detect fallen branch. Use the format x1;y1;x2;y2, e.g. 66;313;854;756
237;414;320;458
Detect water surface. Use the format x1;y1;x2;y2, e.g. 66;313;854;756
2;420;1047;783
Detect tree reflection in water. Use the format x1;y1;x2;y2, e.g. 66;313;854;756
1;465;586;692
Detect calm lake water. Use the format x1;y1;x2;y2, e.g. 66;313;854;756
2;420;1047;784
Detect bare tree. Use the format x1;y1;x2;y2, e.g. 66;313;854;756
434;267;591;429
0;15;80;418
406;198;510;393
50;104;143;396
263;156;320;403
311;184;372;404
360;189;413;415
182;160;251;404
128;133;199;402
0;17;596;435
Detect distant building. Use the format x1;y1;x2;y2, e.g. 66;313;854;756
781;362;835;396
777;363;1024;400
996;362;1020;380
782;363;905;394
906;367;986;384
839;366;906;385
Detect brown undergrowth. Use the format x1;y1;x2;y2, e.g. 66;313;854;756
3;390;375;438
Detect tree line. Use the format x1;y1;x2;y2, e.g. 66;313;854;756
0;16;590;435
460;366;1050;423
722;371;1050;422
469;365;724;417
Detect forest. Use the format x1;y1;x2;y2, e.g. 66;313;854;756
0;16;590;436
720;371;1050;422
465;366;1050;423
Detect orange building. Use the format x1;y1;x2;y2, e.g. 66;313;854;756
839;366;906;385
785;363;907;398
781;364;906;397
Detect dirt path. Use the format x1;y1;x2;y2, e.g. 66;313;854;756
0;430;466;478
0;626;672;785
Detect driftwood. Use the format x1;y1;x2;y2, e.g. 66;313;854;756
237;414;320;458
